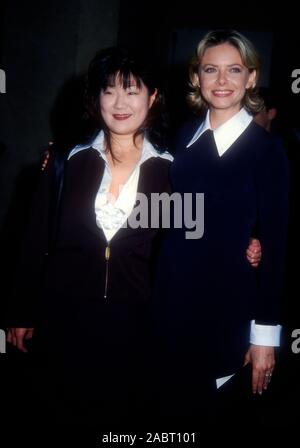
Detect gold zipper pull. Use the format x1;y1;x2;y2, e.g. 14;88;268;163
105;245;110;261
104;244;110;299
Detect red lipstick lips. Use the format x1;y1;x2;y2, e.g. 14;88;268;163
113;114;131;120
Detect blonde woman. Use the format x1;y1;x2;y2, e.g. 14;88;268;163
156;30;289;425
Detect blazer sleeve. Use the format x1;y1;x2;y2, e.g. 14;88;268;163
254;137;289;324
5;153;54;328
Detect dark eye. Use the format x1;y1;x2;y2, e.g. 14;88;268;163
127;86;139;95
230;67;242;73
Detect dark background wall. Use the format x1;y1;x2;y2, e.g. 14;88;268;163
119;1;300;124
1;0;300;230
0;0;120;228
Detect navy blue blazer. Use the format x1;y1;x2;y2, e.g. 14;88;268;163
8;147;171;330
156;120;289;379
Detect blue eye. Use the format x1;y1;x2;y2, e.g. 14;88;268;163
230;67;242;73
203;67;216;73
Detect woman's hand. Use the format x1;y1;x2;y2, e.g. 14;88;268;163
246;238;261;267
244;344;275;394
6;328;34;353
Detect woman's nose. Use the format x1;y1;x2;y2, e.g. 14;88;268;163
114;92;126;108
217;70;227;85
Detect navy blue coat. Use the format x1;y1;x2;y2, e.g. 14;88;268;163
156;120;289;382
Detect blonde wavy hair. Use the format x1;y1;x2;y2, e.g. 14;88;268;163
187;30;264;115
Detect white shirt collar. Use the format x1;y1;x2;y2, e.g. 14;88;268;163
68;130;173;163
68;130;172;242
186;108;253;157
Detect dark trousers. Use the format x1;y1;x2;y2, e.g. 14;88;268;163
155;363;266;433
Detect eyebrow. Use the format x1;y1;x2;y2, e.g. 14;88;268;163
201;63;244;67
106;82;139;88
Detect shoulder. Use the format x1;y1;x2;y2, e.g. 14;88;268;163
248;121;273;143
66;146;104;170
141;156;171;189
135;154;171;194
142;155;172;173
141;139;173;181
147;147;173;164
143;138;173;163
247;122;288;161
67;130;102;160
156;151;174;162
68;144;96;160
172;118;202;153
63;147;105;186
246;123;289;180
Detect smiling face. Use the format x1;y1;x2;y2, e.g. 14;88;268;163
99;73;157;138
197;43;257;119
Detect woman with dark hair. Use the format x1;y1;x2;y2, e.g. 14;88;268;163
6;47;173;426
156;30;289;426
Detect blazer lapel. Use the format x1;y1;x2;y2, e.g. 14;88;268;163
111;158;156;242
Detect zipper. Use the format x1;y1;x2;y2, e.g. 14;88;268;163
104;243;110;299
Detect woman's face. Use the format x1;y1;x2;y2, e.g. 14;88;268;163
197;43;256;116
99;74;156;137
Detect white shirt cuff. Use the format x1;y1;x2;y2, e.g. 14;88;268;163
250;320;281;346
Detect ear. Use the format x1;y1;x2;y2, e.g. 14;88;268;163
246;69;257;89
191;72;200;88
267;108;277;121
149;88;158;108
